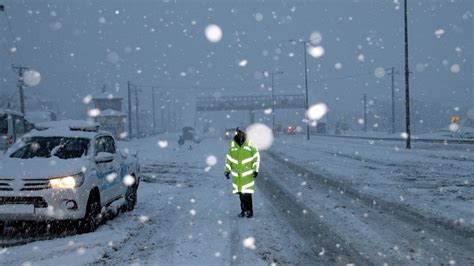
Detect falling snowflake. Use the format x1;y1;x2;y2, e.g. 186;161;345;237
23;70;41;86
243;237;256;250
374;67;386;78
238;59;248;67
450;64;461;73
434;28;445;38
246;123;273;150
123;175;136;186
318;247;325;256
157;140;168;148
307;46;325;58
206;155;217;166
205;24;223;43
88;108;101;117
309;31;322;45
307;103;328;121
83;94;93;104
139;215;150;223
449;123;459;132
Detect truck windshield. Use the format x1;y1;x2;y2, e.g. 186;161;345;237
0;114;7;135
10;137;90;159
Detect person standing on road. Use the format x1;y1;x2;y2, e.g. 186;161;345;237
224;128;260;218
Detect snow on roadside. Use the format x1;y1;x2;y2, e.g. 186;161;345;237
270;135;474;231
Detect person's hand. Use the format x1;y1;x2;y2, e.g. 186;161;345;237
253;172;258;178
225;172;230;179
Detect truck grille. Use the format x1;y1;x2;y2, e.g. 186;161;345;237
0;197;48;207
0;178;14;191
0;178;51;191
21;179;51;191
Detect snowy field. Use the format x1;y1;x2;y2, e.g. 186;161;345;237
0;133;473;265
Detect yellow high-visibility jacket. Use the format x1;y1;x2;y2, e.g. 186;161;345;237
224;139;260;194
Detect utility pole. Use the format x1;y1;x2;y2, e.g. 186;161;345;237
363;93;368;132
134;85;140;138
404;0;412;149
127;81;132;138
386;67;399;134
152;87;157;134
12;65;29;115
160;92;165;133
167;97;171;132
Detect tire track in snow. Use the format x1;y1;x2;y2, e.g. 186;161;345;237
229;216;241;266
267;150;474;239
259;156;368;265
265;150;474;264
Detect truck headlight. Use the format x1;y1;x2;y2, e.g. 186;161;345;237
50;173;84;189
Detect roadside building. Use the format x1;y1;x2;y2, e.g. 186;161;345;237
90;91;127;139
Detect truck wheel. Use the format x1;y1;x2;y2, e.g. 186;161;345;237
124;183;138;212
78;192;101;234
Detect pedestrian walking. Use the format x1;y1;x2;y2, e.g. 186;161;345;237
224;128;260;218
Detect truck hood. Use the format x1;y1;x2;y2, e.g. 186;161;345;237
0;157;90;179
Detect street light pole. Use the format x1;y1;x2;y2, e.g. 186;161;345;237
363;93;368;132
290;39;311;140
302;41;310;140
404;0;412;149
152;87;156;134
264;71;283;137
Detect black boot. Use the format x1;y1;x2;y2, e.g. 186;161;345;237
238;211;245;218
246;211;253;218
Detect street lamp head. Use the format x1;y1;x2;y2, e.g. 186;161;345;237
0;5;4;11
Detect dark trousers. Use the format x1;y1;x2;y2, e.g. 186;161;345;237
239;193;253;213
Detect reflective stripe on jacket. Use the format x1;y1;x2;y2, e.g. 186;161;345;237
224;139;260;194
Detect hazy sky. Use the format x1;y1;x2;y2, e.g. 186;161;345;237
0;0;472;125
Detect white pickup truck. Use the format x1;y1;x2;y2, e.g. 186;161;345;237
0;120;139;234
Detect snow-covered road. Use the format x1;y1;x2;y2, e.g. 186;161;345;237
1;134;472;265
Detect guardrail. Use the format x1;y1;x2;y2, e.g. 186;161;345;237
310;133;474;145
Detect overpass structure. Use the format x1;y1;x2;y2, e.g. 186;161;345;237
195;94;306;124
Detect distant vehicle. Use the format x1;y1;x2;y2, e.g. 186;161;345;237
179;127;200;145
0;120;139;234
0;109;30;150
224;128;236;139
182;127;194;140
285;124;296;135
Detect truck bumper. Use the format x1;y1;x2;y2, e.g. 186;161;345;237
0;188;88;221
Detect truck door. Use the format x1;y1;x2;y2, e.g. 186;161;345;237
103;136;123;200
94;136;118;204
